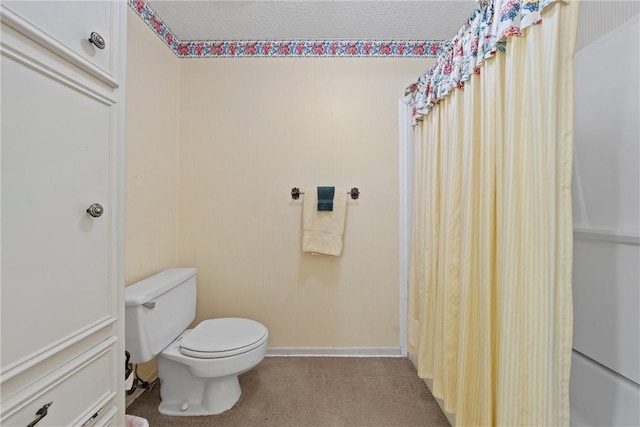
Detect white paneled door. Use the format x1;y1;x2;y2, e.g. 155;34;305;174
1;50;114;372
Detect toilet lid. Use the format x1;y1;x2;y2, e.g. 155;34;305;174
180;318;267;359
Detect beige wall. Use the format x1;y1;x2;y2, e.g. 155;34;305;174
126;3;433;350
125;8;180;285
177;59;430;347
125;9;180;378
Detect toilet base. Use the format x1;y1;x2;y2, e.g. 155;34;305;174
157;353;245;416
158;375;241;416
155;328;267;417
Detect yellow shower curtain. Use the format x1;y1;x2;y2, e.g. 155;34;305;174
408;2;579;426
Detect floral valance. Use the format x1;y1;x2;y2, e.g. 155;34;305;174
409;0;563;122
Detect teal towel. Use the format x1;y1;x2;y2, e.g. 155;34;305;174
317;186;335;211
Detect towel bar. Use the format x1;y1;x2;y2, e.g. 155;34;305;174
291;187;359;200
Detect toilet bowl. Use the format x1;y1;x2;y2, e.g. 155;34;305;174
157;318;268;415
125;268;268;416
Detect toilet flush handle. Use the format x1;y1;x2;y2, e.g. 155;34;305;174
142;302;156;309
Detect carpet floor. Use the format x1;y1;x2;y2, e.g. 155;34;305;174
126;357;450;427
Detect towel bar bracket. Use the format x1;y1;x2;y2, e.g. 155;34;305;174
350;187;359;200
291;187;359;200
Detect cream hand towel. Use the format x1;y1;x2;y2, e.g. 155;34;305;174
302;188;347;256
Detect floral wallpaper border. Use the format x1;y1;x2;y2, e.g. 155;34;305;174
129;0;444;58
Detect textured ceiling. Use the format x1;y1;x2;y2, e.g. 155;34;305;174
147;1;477;41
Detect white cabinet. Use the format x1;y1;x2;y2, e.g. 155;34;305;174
2;339;119;427
0;1;125;426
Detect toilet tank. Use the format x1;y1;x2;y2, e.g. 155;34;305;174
125;268;197;364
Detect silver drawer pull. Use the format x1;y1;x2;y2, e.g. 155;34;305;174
143;301;156;309
27;401;53;427
81;406;103;427
89;32;105;49
86;203;104;218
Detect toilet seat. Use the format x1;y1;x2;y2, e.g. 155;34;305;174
180;318;268;359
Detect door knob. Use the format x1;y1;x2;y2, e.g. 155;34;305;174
86;203;104;218
89;32;106;49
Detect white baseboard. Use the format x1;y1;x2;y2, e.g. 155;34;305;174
408;352;456;426
141;368;158;382
267;346;403;357
125;387;146;408
125;368;158;408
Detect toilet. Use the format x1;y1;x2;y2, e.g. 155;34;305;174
125;268;268;416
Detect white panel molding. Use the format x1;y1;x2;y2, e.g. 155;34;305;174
107;0;121;85
267;347;403;357
0;4;118;88
71;392;117;427
95;407;118;427
0;336;117;422
573;226;640;246
0;41;116;106
0;316;116;383
111;2;128;421
71;390;117;427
